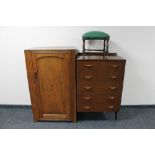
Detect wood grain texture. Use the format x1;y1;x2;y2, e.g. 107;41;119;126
68;51;77;122
77;54;126;113
24;50;40;121
25;49;77;122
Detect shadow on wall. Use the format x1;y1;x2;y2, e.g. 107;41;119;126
109;40;154;105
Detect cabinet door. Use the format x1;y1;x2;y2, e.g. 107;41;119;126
32;52;75;121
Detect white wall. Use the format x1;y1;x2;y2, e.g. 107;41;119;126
0;26;155;105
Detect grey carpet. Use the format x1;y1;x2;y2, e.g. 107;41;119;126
0;105;155;129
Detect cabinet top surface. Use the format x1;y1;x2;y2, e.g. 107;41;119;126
25;47;78;51
77;55;126;61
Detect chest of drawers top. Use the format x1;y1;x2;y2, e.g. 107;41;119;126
77;53;126;61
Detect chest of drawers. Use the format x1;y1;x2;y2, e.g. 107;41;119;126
77;53;126;118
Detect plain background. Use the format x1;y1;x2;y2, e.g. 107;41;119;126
0;26;155;106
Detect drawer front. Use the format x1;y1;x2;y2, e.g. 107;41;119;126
78;82;104;93
105;94;121;105
105;72;123;82
78;93;121;105
77;103;120;112
105;84;121;92
105;83;123;94
78;94;106;104
78;61;101;70
78;74;97;82
78;82;122;94
105;61;125;73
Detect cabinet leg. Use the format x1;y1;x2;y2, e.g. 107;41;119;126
115;112;117;120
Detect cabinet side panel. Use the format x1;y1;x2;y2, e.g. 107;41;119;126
68;51;77;122
24;50;40;121
119;60;126;106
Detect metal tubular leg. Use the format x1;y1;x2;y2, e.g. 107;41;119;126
115;112;117;120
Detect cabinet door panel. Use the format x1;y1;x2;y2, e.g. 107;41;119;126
33;53;70;120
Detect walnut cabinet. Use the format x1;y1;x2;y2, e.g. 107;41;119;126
25;48;77;122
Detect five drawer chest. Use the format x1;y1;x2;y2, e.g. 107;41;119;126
77;53;126;120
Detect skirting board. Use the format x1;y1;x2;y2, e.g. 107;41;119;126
0;104;155;108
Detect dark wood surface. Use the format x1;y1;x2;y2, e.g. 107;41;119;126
77;52;117;57
77;55;125;61
25;49;77;122
77;53;126;112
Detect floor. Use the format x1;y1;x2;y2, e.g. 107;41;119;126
0;105;155;129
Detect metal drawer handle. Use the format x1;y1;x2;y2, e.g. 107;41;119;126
111;64;119;68
109;86;117;90
84;75;93;80
84;64;93;68
83;96;92;100
108;96;116;100
108;105;115;109
84;106;91;110
110;75;118;79
84;86;92;90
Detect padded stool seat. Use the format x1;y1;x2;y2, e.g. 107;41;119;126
82;31;110;54
82;31;110;40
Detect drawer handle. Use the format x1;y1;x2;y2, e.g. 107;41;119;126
109;75;118;79
84;106;91;110
84;75;93;80
83;96;92;100
84;86;92;90
108;96;116;100
108;105;115;109
109;86;117;90
111;64;119;68
84;64;93;68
